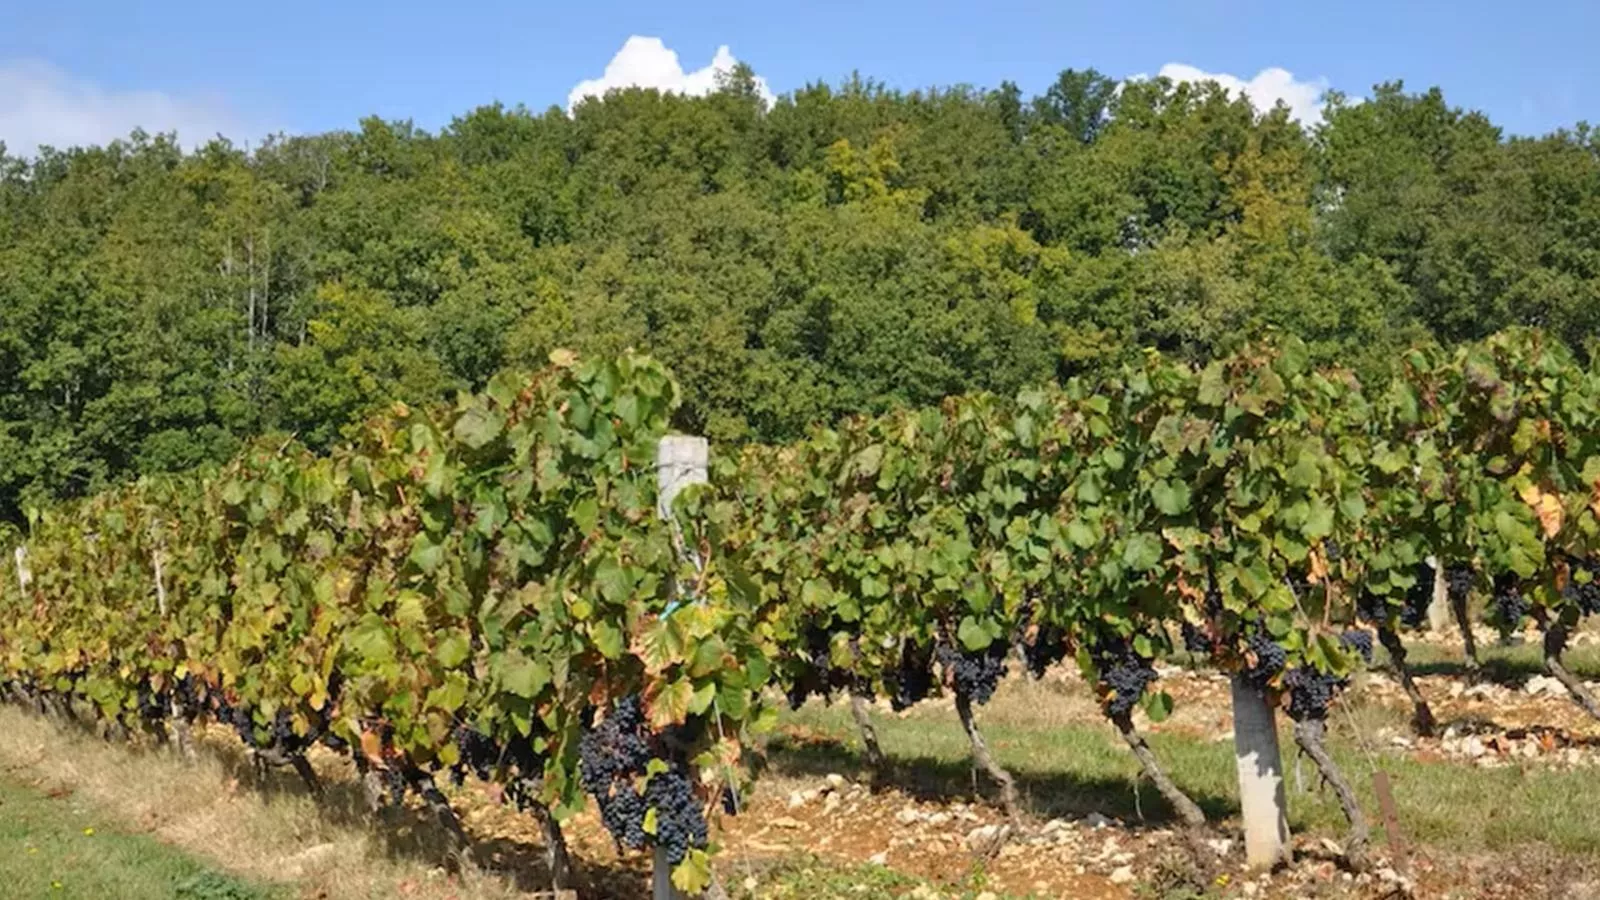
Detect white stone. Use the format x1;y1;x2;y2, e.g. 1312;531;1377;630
964;823;1005;849
1527;675;1566;697
1110;866;1136;885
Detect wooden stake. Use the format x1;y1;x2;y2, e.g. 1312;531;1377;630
1373;769;1407;871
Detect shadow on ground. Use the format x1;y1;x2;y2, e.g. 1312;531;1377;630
194;736;649;899
762;729;1239;826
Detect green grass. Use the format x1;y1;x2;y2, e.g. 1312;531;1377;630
1397;632;1600;682
0;776;274;900
773;677;1600;859
732;855;1031;900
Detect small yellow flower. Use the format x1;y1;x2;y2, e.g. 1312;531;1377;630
83;827;95;836
51;881;63;890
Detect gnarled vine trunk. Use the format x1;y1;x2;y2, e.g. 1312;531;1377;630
954;689;1020;820
1292;717;1370;872
409;769;476;872
529;800;575;891
1452;588;1481;674
1376;626;1435;736
1109;710;1205;829
850;692;886;777
1541;620;1600;720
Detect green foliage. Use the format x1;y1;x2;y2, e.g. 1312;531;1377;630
9;332;1600;879
7;73;1596;521
0;352;769;886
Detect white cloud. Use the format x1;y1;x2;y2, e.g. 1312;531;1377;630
567;36;774;112
0;59;249;157
1152;63;1330;125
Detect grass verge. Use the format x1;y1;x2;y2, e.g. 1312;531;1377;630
0;774;273;899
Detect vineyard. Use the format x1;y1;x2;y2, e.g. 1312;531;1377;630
4;329;1600;897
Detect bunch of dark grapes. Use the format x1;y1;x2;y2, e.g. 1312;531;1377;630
1340;629;1375;664
579;697;652;849
450;725;502;786
1284;665;1344;721
1089;638;1157;717
1181;621;1212;655
934;639;1008;705
642;766;708;865
886;641;934;711
784;625;853;709
1400;562;1435;629
1445;564;1475;602
1281;623;1372;723
578;696;708;866
1021;624;1068;678
1242;630;1287;689
1355;590;1385;624
214;699;319;757
1492;572;1530;631
1563;556;1600;616
783;627;829;709
136;684;168;725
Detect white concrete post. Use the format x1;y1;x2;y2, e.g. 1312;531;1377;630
13;546;30;593
1425;555;1451;634
657;435;709;580
657;435;709;521
652;435;707;900
1232;674;1290;869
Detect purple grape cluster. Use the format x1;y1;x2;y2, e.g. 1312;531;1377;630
1022;624;1069;678
449;725;501;786
1242;630;1286;689
887;641;934;711
1090;638;1157;717
1492;572;1530;630
1400;562;1435;629
935;639;1009;705
1563;556;1600;616
1284;665;1344;721
578;695;709;866
783;625;852;709
1445;564;1475;602
1340;629;1374;664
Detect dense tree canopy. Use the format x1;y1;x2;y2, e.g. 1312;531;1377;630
2;68;1598;521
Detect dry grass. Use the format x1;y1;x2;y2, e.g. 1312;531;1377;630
0;707;532;900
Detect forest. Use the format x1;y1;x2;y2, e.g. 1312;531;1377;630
2;66;1598;522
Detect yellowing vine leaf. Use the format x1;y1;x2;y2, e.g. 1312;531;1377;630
1519;482;1564;538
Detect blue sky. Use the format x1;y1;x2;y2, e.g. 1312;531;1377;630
1;0;1594;154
